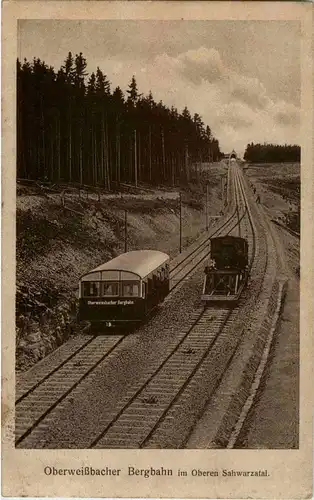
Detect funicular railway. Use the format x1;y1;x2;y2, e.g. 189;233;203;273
16;161;267;450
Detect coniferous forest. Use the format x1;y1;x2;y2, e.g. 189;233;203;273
17;52;222;188
243;143;300;163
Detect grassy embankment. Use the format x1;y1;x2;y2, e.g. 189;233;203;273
245;163;300;234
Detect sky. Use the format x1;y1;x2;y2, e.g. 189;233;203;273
19;20;301;156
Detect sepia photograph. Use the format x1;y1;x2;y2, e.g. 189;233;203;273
2;2;313;498
15;17;301;451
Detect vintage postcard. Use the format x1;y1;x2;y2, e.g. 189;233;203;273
2;1;313;498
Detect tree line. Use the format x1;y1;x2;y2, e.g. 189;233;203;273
17;52;222;189
243;143;300;163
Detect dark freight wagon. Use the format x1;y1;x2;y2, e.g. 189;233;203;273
78;250;170;329
202;236;249;303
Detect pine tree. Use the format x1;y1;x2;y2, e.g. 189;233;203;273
61;53;75;181
112;86;124;184
95;68;111;188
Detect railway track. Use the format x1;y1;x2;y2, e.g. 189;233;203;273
90;307;234;448
15;181;238;405
15;164;262;449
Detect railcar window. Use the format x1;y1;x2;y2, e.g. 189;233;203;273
153;274;159;286
102;282;119;296
82;282;100;297
122;282;139;297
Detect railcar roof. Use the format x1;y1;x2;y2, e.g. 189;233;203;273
82;250;169;279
